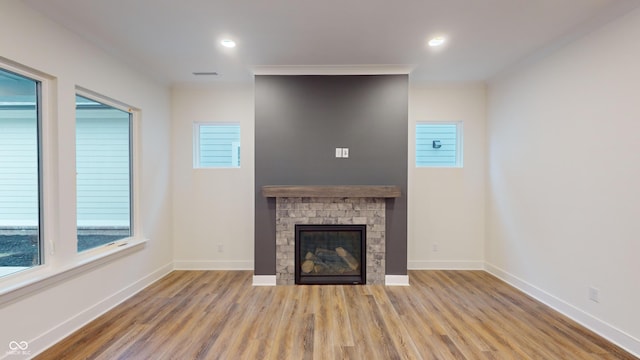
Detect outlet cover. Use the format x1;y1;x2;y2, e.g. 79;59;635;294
588;287;600;303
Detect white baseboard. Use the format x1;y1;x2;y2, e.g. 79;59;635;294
27;262;173;359
485;262;640;358
251;275;411;286
252;275;277;286
385;275;410;286
408;260;485;270
173;260;253;270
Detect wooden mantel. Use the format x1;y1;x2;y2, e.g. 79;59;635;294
261;185;401;198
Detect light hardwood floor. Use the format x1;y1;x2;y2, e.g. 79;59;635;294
36;270;637;359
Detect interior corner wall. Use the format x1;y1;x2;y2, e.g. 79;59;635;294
408;84;486;270
486;7;640;355
0;1;173;356
254;75;408;276
171;84;255;269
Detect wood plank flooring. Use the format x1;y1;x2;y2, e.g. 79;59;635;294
36;270;637;359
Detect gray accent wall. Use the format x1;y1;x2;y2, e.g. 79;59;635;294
255;75;408;275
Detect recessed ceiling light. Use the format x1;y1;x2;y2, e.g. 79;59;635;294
221;39;236;48
428;37;446;47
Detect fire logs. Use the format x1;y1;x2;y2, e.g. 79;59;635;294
301;260;315;273
336;247;360;271
300;247;360;274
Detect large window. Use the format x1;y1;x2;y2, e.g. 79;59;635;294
76;95;132;251
0;68;42;277
193;123;241;168
416;122;463;168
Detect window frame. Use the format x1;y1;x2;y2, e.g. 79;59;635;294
193;122;241;169
415;121;464;168
75;87;141;253
0;60;147;301
0;61;48;278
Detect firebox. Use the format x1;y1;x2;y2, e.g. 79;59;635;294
295;224;366;285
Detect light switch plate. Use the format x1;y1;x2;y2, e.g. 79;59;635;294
335;148;343;158
342;148;349;158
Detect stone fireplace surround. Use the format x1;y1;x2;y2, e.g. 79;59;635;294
262;185;401;285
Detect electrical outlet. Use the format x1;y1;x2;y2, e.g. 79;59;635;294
218;244;224;253
432;243;439;252
588;286;599;303
342;148;349;158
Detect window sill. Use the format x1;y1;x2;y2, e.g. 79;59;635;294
415;166;464;169
0;238;147;306
193;166;241;170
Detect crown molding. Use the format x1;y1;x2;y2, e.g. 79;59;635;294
252;64;414;76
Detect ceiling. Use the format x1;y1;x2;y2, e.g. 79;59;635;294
23;0;640;84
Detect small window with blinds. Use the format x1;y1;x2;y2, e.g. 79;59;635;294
76;94;132;251
193;123;241;168
416;122;463;167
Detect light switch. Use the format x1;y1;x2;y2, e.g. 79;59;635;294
342;148;349;158
335;148;343;158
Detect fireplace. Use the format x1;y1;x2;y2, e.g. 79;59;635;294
295;224;366;285
262;185;401;285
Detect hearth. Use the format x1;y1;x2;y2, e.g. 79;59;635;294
265;187;400;285
295;224;366;285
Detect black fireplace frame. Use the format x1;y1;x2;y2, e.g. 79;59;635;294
295;224;366;285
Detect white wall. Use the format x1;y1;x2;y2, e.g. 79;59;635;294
0;1;173;357
171;84;254;270
4;0;635;355
170;82;486;273
408;84;486;269
487;7;640;355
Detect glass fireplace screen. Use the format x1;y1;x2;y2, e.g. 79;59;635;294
295;224;366;284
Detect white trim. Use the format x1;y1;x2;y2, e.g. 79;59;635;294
130;108;142;240
253;64;414;76
192;122;200;168
73;87;143;242
0;267;29;278
0;58;56;284
485;262;640;358
27;262;173;359
408;260;485;270
173;260;253;270
75;86;134;114
252;275;277;286
385;275;410;286
0;238;147;305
